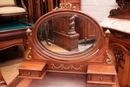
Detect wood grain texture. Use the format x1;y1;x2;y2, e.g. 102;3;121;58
9;72;113;87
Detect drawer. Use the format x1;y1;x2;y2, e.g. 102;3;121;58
90;74;114;82
19;70;42;77
18;61;47;79
87;74;116;85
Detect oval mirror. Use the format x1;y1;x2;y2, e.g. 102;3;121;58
33;9;104;61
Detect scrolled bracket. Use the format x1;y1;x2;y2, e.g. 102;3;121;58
105;50;114;65
25;47;32;60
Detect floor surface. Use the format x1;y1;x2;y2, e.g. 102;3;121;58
0;45;24;84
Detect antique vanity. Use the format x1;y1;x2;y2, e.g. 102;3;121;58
100;0;130;87
17;5;119;87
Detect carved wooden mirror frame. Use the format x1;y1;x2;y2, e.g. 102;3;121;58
32;10;105;62
24;8;114;70
17;3;118;87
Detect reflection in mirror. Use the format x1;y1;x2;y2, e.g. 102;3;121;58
37;14;96;55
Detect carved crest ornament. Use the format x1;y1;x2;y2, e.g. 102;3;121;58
53;2;77;10
109;0;130;19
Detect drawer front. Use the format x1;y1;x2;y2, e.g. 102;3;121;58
89;74;115;82
19;70;41;77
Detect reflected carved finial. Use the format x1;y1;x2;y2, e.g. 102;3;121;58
53;2;77;10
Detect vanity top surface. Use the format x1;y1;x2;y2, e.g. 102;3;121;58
100;17;130;34
87;65;117;75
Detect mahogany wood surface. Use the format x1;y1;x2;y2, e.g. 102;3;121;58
51;16;79;51
87;65;117;85
27;0;81;23
109;43;130;87
102;1;130;86
0;26;33;50
103;25;130;87
8;72;115;87
87;65;117;75
18;60;47;79
19;61;46;70
0;1;122;87
109;0;130;20
14;9;119;87
75;17;95;42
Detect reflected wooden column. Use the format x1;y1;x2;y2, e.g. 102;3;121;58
35;0;41;19
32;0;41;22
48;0;54;12
27;0;41;23
27;0;81;23
27;0;33;23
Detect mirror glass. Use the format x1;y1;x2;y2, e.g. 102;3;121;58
37;12;99;55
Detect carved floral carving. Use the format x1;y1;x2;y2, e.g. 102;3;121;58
113;48;125;73
109;0;130;19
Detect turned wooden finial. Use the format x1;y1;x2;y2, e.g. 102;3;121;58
105;29;110;37
26;28;32;36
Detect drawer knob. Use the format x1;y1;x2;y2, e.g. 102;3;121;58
28;72;31;75
99;77;103;81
